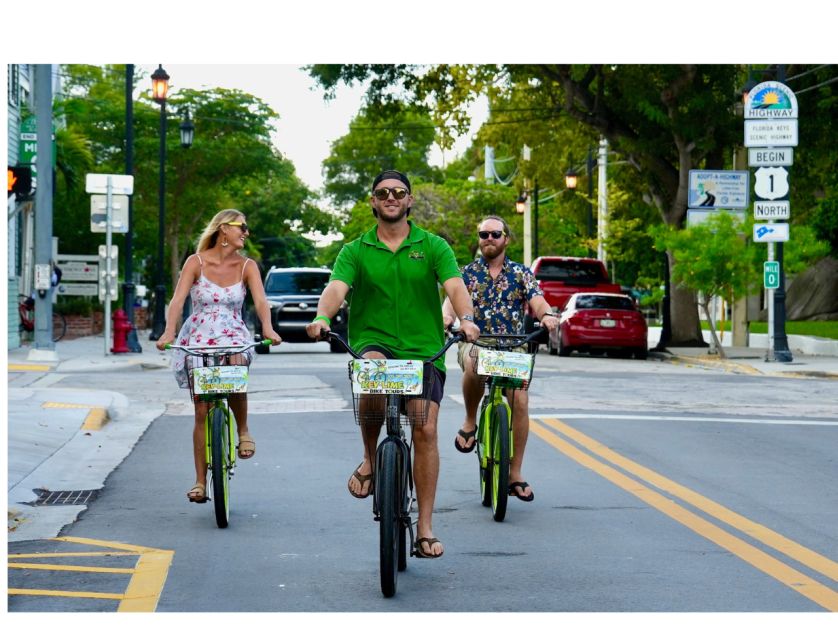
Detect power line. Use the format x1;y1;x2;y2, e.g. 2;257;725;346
795;75;838;95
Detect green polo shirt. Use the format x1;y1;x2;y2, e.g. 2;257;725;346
331;222;461;372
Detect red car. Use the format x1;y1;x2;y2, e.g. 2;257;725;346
548;293;648;359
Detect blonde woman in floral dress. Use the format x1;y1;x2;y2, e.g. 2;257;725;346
156;209;281;503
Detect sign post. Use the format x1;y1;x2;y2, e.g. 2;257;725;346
86;173;133;355
744;79;797;362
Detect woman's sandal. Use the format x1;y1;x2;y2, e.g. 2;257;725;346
187;483;208;503
237;437;256;459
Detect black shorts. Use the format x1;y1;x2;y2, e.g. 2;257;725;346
360;345;447;405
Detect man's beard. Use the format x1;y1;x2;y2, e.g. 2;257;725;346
481;243;504;259
376;204;409;222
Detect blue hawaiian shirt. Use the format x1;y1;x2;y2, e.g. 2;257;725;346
461;256;543;334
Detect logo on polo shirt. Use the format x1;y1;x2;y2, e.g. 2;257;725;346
409;250;425;260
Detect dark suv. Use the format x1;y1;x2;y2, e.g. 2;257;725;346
254;267;347;353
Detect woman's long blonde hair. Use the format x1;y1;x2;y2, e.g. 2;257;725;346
196;209;245;252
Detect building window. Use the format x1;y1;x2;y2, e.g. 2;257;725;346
8;64;20;106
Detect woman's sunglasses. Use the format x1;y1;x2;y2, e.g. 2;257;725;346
478;230;506;240
226;221;249;233
372;187;409;200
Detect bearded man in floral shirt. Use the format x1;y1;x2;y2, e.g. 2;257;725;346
442;216;558;502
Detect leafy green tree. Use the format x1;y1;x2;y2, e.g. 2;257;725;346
309;64;748;347
323;106;440;207
56;65;330;294
653;212;758;358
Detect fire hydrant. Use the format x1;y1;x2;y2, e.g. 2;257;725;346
111;308;132;354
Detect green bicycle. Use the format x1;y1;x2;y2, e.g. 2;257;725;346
166;340;269;528
470;328;543;522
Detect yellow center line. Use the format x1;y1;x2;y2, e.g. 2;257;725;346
9;551;138;559
9;562;134;574
540;418;838;583
531;420;838;612
9;363;51;371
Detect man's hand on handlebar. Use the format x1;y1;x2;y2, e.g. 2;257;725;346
306;318;331;340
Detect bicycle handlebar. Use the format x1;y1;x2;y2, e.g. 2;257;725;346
472;326;546;349
164;340;271;357
320;330;464;362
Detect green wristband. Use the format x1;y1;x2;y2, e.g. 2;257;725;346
313;315;331;326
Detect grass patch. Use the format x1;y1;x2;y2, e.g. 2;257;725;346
699;320;838;340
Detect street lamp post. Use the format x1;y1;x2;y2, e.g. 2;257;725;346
148;64;169;341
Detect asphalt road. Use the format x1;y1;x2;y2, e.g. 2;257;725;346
8;343;838;623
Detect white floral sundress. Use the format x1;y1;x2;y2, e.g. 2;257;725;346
172;255;255;389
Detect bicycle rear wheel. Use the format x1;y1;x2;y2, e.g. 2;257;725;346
209;405;231;528
52;313;66;342
490;404;510;522
377;439;401;597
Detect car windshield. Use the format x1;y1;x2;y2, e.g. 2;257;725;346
536;261;605;284
265;271;330;295
574;295;635;311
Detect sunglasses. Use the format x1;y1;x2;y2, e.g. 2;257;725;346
226;221;249;233
373;187;409;200
478;230;506;240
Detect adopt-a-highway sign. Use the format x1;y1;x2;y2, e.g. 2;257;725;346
687;170;749;209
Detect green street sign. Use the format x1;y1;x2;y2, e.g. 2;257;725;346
764;261;780;289
18;115;56;176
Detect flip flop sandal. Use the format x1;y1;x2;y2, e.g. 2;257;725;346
187;483;208;503
237;437;256;459
508;481;534;502
348;464;373;499
414;537;444;559
454;426;477;453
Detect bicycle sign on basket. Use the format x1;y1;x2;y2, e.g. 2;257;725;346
192;365;249;396
473;347;535;389
347;358;432;427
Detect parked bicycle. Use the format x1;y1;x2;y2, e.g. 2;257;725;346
323;329;463;598
18;294;66;342
165;340;270;528
468;328;544;522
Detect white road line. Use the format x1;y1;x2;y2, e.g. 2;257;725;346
531;413;838;426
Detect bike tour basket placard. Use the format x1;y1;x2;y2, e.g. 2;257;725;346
192;365;249;395
351;359;424;395
476;349;534;382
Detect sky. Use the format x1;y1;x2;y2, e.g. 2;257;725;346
135;64;489;195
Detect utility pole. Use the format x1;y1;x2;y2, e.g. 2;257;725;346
31;64;56;360
597;137;608;266
123;63;142;352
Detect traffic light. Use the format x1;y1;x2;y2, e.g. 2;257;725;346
8;166;32;199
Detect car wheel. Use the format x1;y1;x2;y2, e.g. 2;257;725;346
557;329;572;357
254;340;270;355
634;347;648;360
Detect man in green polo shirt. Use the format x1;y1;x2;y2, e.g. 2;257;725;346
307;170;479;559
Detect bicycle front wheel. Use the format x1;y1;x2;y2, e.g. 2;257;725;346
209;405;231;528
490;404;510;522
377;439;401;597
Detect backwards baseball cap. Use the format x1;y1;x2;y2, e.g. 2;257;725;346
371;170;411;193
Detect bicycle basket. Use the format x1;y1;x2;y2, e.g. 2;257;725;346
346;359;435;427
470;343;536;390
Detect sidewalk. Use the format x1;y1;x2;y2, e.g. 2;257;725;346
7;331;173;542
646;327;838;379
6;329;838;543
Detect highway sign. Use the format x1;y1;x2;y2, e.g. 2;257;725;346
754;167;790;200
748;147;793;167
754;201;790;220
745;82;798;119
764;261;780;289
687;170;749;209
744;119;798;147
753;223;789;243
85;173;134;195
